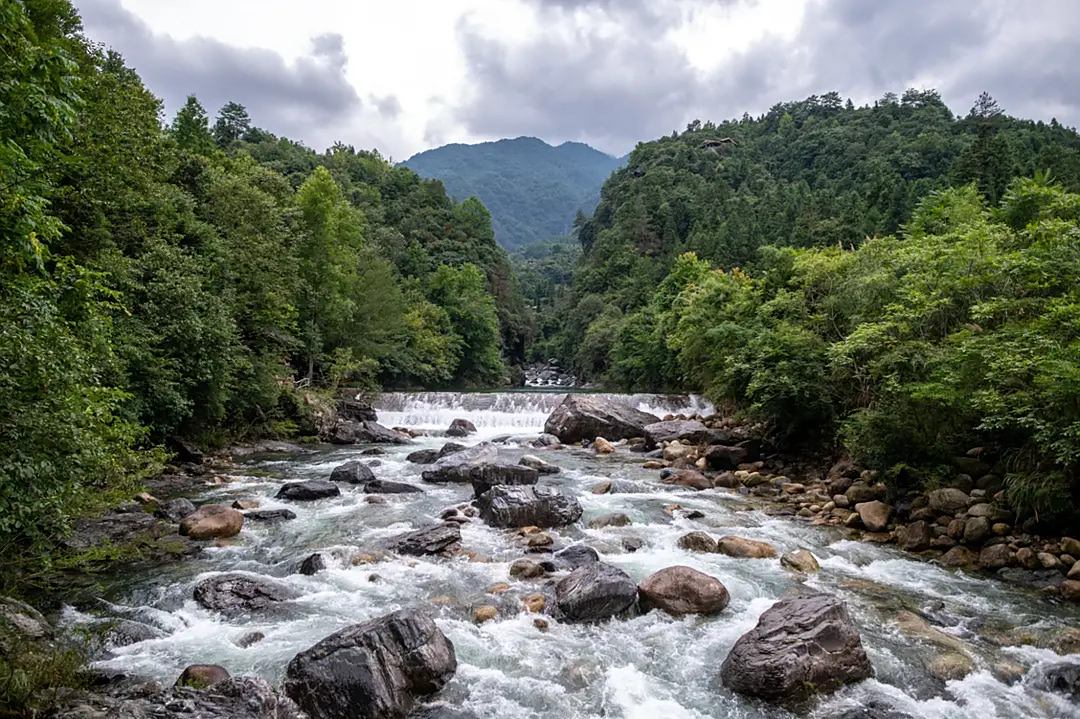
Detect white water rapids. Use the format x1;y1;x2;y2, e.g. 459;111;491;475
66;392;1079;718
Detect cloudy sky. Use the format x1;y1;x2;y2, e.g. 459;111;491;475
75;0;1080;160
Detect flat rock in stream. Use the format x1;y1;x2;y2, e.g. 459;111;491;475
719;591;873;701
276;479;341;501
420;444;498;482
363;479;423;494
243;509;297;522
543;395;659;443
643;419;725;449
329;460;376;484
555;562;638;622
385;524;461;556
54;676;303;719
284;608;456;719
193;573;300;616
477;485;583;528
330;420;411;445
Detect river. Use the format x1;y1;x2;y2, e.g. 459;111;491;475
66;391;1080;718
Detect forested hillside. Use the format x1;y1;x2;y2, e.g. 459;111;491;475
540;90;1080;523
403;137;622;249
0;0;526;550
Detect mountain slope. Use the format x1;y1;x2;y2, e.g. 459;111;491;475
402;136;623;249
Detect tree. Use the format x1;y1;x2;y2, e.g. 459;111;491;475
213;101;251;147
171;95;213;153
427;263;505;385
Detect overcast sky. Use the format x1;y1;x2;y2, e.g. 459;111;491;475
75;0;1080;161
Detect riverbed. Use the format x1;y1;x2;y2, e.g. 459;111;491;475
66;392;1080;718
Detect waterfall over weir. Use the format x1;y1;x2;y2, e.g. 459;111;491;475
373;390;715;438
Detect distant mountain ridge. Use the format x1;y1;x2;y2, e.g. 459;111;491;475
402;136;623;249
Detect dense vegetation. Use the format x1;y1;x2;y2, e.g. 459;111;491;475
0;0;526;555
403;137;622;249
538;90;1080;372
543;91;1080;523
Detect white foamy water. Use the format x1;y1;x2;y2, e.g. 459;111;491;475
68;392;1080;718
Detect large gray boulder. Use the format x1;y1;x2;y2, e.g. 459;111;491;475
364;479;423;494
720;591;873;701
643;419;722;449
276;479;341;501
284;609;456;719
329;460;376;484
468;463;539;498
385;524;461;556
193;573;300;616
543;395;659;443
555;562;638;622
421;444;498;483
476;485;582;528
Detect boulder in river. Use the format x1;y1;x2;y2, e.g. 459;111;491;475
720;591;873;701
543;394;659;443
519;454;560;474
421;443;498;482
330;460;376;484
364;479;423;494
855;500;893;532
643;419;721;449
678;531;719;553
178;504;244;540
446;418;477;437
555;562;638;622
193;573;300;616
554;544;600;569
638;566;729;615
244;508;297;522
780;549;820;573
176;663;230;689
1033;661;1080;700
716;535;778;559
406;448;440;464
477;485;583;528
276;479;341;501
468;462;539;498
660;468;712;490
284;608;456;719
330;419;411;445
386;523;461;556
299;553;327;575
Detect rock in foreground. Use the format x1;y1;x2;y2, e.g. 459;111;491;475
720;591;873;701
477;485;582;528
555;562;638;622
284;608;456;719
178;504;243;540
329;460;376;484
543;394;659;443
638;566;729;615
276;479;341;501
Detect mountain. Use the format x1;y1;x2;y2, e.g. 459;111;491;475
402;136;623;249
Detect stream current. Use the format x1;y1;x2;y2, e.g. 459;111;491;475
66;391;1080;718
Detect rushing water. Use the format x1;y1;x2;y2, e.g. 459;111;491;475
67;392;1079;718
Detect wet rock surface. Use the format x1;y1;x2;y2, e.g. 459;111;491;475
720;591;873;701
193;573;300;616
543;394;659;443
476;485;583;528
283;608;457;719
555;562;638;622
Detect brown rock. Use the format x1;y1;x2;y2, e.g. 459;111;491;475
1036;552;1060;570
928;488;970;514
716;536;777;559
1016;547;1040;569
947;518;966;539
175;664;230;689
522;594;545;613
473;605;498;623
661;469;711;491
590;480;613;494
487;582;511;594
1061;536;1080;556
588;512;631;529
940;546;977;568
178;504;243;540
231;499;260;510
509;558;545;579
678;531;718;553
1062;580;1080;602
594;437;616;454
896;521;932;551
979;543;1013;569
928;652;974;681
845;483;885;504
855;501;893;532
963;516;990;545
638;566;730;615
780;549;820;573
1069;560;1080;580
991;522;1010;536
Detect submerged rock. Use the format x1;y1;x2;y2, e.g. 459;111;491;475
720;591;873;701
329;460;376;484
175;664;230;689
638;566;729;615
276;479;341;501
283;608;456;719
363;479;423;494
244;509;297;522
179;504;244;540
518;454;560;474
1033;661;1080;699
543;394;659;443
193;573;300;616
477;485;583;528
555;562;638;622
386;523;461;556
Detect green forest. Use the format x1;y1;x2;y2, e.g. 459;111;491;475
0;0;529;554
540;90;1080;524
